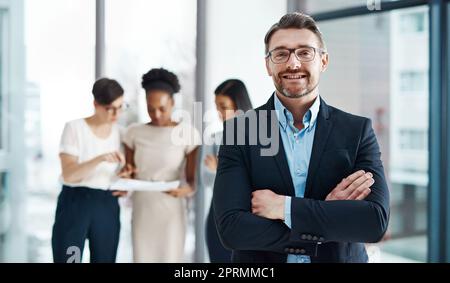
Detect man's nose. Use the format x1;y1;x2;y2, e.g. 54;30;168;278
286;52;302;69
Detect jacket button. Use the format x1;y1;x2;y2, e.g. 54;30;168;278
301;234;307;240
295;249;301;254
300;249;306;254
284;248;289;253
306;234;312;240
312;236;318;241
289;248;295;253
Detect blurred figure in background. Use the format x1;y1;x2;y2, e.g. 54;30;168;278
199;79;253;262
52;78;130;263
123;68;200;263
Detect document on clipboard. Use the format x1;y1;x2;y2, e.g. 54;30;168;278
110;178;180;192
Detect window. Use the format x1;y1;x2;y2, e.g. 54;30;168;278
0;8;9;261
104;0;198;262
400;71;426;93
304;0;381;14
400;12;425;33
399;129;428;150
317;6;429;262
25;0;95;262
105;0;197;125
0;9;7;151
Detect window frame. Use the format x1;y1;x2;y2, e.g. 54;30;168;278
287;0;450;263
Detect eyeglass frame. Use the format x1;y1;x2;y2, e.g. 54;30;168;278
265;45;327;64
103;102;130;114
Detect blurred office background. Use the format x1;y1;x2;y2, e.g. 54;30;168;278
1;0;449;262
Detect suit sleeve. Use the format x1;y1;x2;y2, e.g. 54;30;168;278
290;118;390;244
213;124;299;254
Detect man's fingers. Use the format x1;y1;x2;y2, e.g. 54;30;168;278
336;170;365;190
349;173;373;191
355;188;371;200
347;178;374;199
342;172;373;197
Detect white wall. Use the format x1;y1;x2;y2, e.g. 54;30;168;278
204;0;287;119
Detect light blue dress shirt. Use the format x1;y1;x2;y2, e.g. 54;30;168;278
273;93;321;263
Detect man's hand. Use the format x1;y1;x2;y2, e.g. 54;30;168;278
326;170;374;201
251;170;373;219
251;190;285;220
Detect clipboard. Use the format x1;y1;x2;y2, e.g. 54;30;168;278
110;178;180;192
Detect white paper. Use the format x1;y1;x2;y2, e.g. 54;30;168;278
110;178;180;192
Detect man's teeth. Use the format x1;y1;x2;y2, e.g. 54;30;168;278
284;75;306;79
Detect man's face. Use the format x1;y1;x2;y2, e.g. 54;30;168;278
265;28;328;99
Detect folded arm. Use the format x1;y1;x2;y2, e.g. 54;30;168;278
288;119;390;243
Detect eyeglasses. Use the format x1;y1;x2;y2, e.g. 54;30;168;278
266;46;326;64
104;103;129;114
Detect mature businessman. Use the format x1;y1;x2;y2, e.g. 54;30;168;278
213;12;390;263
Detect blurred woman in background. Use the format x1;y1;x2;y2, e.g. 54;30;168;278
123;68;200;263
199;79;253;262
52;78;130;263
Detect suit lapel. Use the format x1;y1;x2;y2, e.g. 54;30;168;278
305;98;332;197
262;95;295;197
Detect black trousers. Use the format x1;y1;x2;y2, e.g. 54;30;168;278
206;203;232;263
51;185;120;263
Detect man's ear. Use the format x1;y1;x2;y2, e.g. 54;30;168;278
321;52;329;73
265;58;273;76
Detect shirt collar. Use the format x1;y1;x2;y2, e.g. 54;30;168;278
274;93;321;132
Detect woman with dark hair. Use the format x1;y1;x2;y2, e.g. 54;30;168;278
199;79;253;262
123;68;200;262
52;78;131;263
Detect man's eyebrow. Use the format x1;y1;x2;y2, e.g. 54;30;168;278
269;44;316;51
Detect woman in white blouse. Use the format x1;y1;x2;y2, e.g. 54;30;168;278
52;78;131;263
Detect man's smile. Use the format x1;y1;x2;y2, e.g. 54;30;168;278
281;73;308;80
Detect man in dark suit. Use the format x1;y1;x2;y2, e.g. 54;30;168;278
213;12;390;263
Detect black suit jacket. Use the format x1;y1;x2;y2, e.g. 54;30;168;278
213;94;390;263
